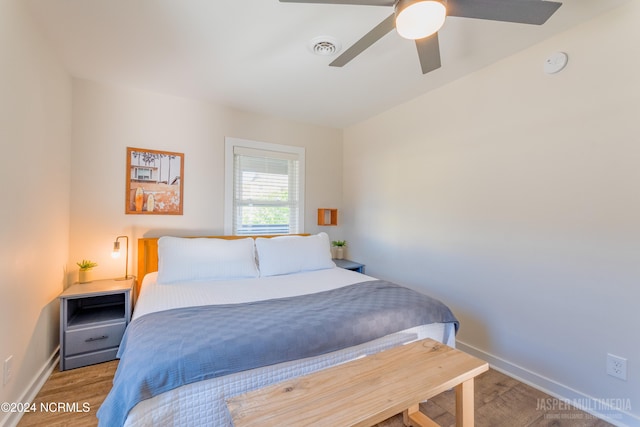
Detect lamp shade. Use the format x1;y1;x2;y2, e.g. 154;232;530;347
395;0;447;40
111;240;121;258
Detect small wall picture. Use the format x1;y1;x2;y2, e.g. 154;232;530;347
125;147;184;215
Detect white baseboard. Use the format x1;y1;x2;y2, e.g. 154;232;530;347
456;340;639;427
2;348;60;427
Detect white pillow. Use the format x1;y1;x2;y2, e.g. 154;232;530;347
157;237;259;284
255;232;336;277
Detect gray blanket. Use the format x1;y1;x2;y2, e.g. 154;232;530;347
97;280;458;426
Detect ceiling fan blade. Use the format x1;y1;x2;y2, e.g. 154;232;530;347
279;0;394;6
415;33;441;74
447;0;562;25
330;14;396;68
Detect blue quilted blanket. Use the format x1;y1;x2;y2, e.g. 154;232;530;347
97;280;458;426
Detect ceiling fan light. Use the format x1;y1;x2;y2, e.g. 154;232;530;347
395;0;447;40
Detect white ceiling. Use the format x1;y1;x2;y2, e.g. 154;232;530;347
26;0;628;128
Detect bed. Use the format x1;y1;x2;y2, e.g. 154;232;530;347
97;233;459;427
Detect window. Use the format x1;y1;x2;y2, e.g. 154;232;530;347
133;167;154;181
225;138;305;235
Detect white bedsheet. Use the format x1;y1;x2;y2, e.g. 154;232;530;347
122;268;456;427
133;267;376;320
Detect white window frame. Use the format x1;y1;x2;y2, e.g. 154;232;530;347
224;137;305;235
133;166;154;181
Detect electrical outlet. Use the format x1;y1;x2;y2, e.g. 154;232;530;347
3;356;13;386
607;353;627;380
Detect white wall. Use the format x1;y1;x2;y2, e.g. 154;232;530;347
343;2;639;424
0;0;72;424
69;79;344;281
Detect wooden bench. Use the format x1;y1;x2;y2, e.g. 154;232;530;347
227;338;489;427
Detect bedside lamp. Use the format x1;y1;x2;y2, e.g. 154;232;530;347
111;235;130;280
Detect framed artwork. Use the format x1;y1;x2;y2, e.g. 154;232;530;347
125;147;184;215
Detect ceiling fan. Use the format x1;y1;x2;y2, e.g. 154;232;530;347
280;0;562;74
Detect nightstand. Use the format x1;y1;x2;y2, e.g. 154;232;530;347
59;278;134;371
333;259;366;274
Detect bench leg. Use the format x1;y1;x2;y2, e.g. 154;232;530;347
403;377;476;427
455;379;475;427
402;404;440;427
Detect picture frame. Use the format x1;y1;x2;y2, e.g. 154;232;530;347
125;147;184;215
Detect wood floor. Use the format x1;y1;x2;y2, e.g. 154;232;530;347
18;361;614;427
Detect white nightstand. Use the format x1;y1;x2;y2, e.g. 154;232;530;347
59;278;134;371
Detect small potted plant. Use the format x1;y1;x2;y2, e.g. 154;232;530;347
331;240;347;260
77;260;98;283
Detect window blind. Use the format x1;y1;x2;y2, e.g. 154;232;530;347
232;146;301;235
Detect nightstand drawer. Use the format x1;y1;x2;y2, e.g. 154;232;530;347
65;322;126;356
64;348;119;370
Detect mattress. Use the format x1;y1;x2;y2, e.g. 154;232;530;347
121;268;456;427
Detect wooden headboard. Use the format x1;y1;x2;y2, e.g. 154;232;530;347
137;234;309;294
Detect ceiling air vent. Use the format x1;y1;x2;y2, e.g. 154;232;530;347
309;36;341;56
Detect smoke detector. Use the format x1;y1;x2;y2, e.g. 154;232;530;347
309;36;341;56
544;52;568;74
